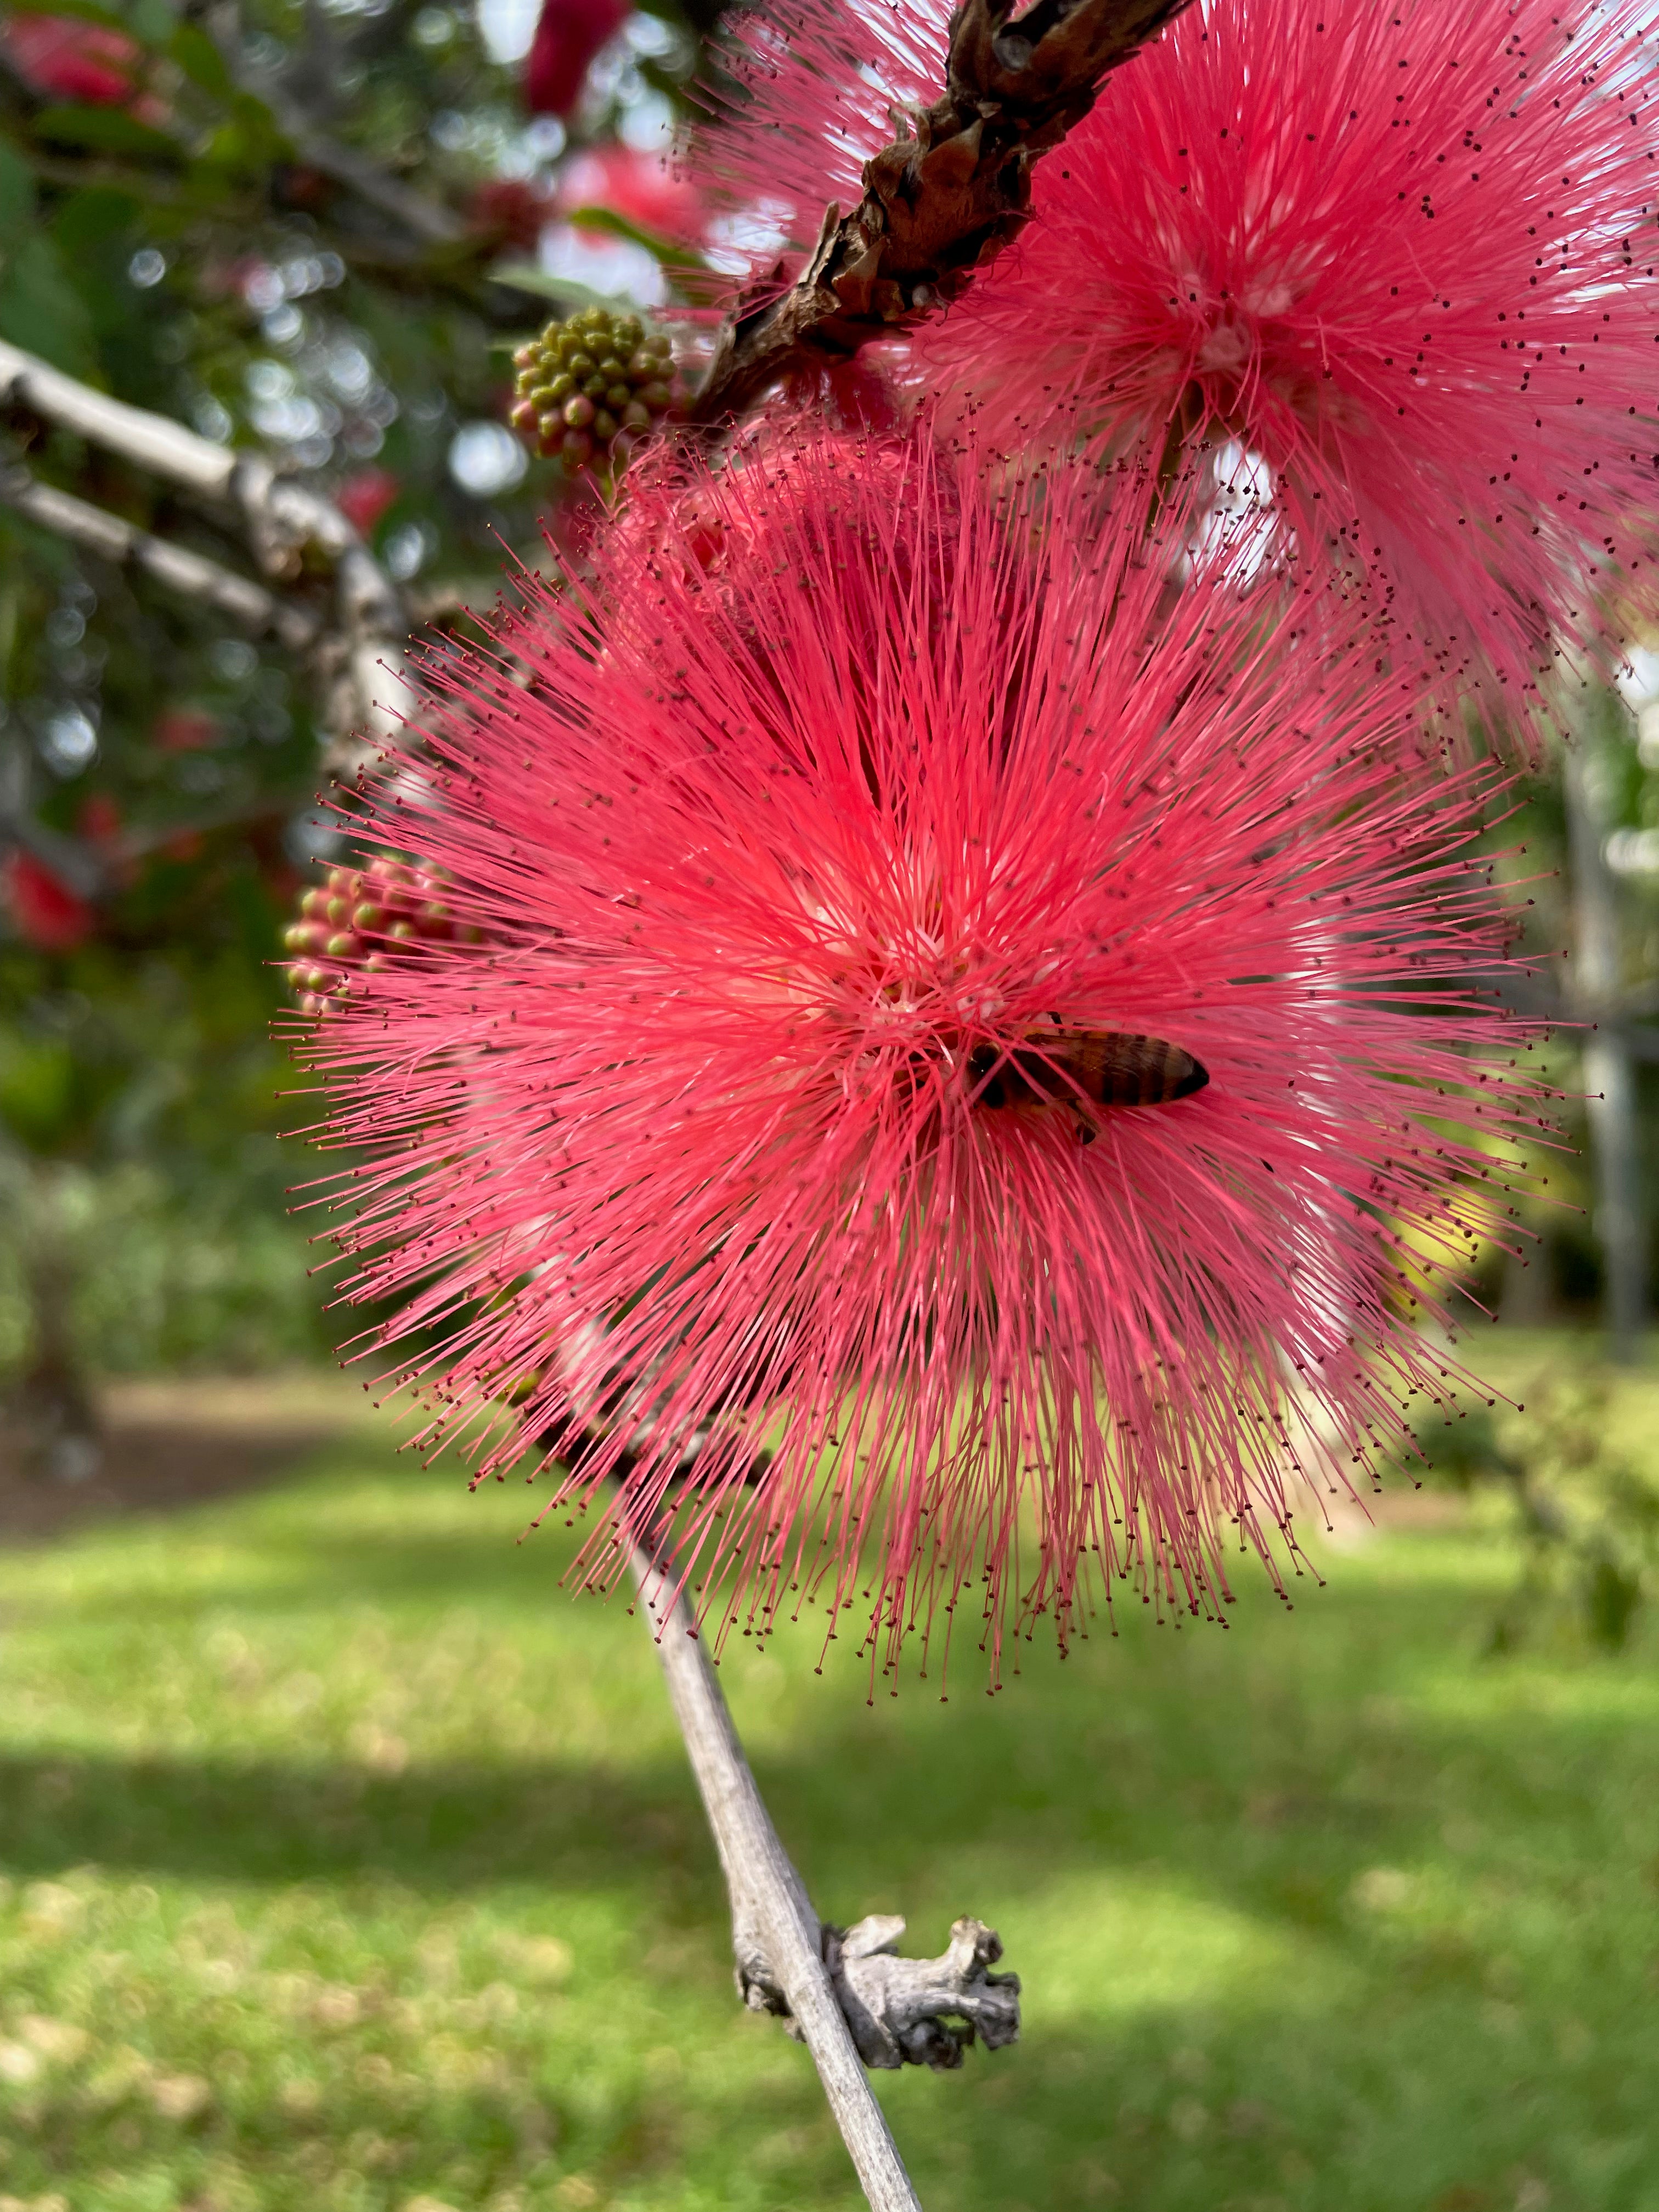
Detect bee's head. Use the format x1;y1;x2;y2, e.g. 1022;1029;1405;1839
965;1043;1008;1108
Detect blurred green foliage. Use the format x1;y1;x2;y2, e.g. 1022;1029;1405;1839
1395;1370;1659;1653
1;0;709;1392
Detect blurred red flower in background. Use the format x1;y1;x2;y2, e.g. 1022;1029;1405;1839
335;468;402;539
153;709;221;754
2;10;143;103
3;851;95;952
467;178;554;256
523;0;627;118
76;794;123;847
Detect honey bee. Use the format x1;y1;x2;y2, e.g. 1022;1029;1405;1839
966;1030;1209;1139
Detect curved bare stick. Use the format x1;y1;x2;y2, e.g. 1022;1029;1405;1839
628;1535;924;2212
627;1526;1023;2208
0;463;320;652
0;335;408;755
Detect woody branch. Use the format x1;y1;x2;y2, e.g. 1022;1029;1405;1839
628;1533;1018;2212
0;335;409;783
691;0;1190;424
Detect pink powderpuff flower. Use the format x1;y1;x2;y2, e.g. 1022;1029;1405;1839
919;0;1659;722
523;0;628;119
690;0;1659;724
684;0;945;293
298;432;1542;1685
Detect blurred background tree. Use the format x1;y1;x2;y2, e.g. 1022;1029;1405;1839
0;0;722;1472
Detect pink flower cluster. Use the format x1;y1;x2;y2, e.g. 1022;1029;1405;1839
289;0;1645;1679
302;437;1543;1680
691;0;1659;715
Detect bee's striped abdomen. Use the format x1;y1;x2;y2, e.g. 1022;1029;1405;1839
1062;1031;1209;1107
970;1031;1210;1113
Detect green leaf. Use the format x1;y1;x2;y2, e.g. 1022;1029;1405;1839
128;0;177;43
7;0;126;27
0;233;97;376
0;140;36;242
193;93;289;178
0;1037;80;1154
561;204;709;274
167;22;232;99
30;104;182;162
52;184;142;257
489;261;629;312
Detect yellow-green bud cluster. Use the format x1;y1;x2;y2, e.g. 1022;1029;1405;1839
509;306;676;474
283;860;478;1017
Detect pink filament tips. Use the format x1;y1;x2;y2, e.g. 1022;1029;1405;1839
298;431;1544;1682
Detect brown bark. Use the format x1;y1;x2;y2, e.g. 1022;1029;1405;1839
690;0;1190;427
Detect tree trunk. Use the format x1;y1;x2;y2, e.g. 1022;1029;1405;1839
1564;724;1647;1361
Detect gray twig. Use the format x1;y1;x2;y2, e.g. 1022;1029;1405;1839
627;1532;1021;2212
0;334;408;759
0;463;319;651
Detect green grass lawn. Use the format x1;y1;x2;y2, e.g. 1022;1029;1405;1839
2;1339;1657;2212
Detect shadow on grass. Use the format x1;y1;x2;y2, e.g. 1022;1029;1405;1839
0;1747;711;1893
1;1592;1648;1940
3;1450;1657;2207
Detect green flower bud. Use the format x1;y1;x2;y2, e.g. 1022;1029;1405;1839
509;309;674;476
